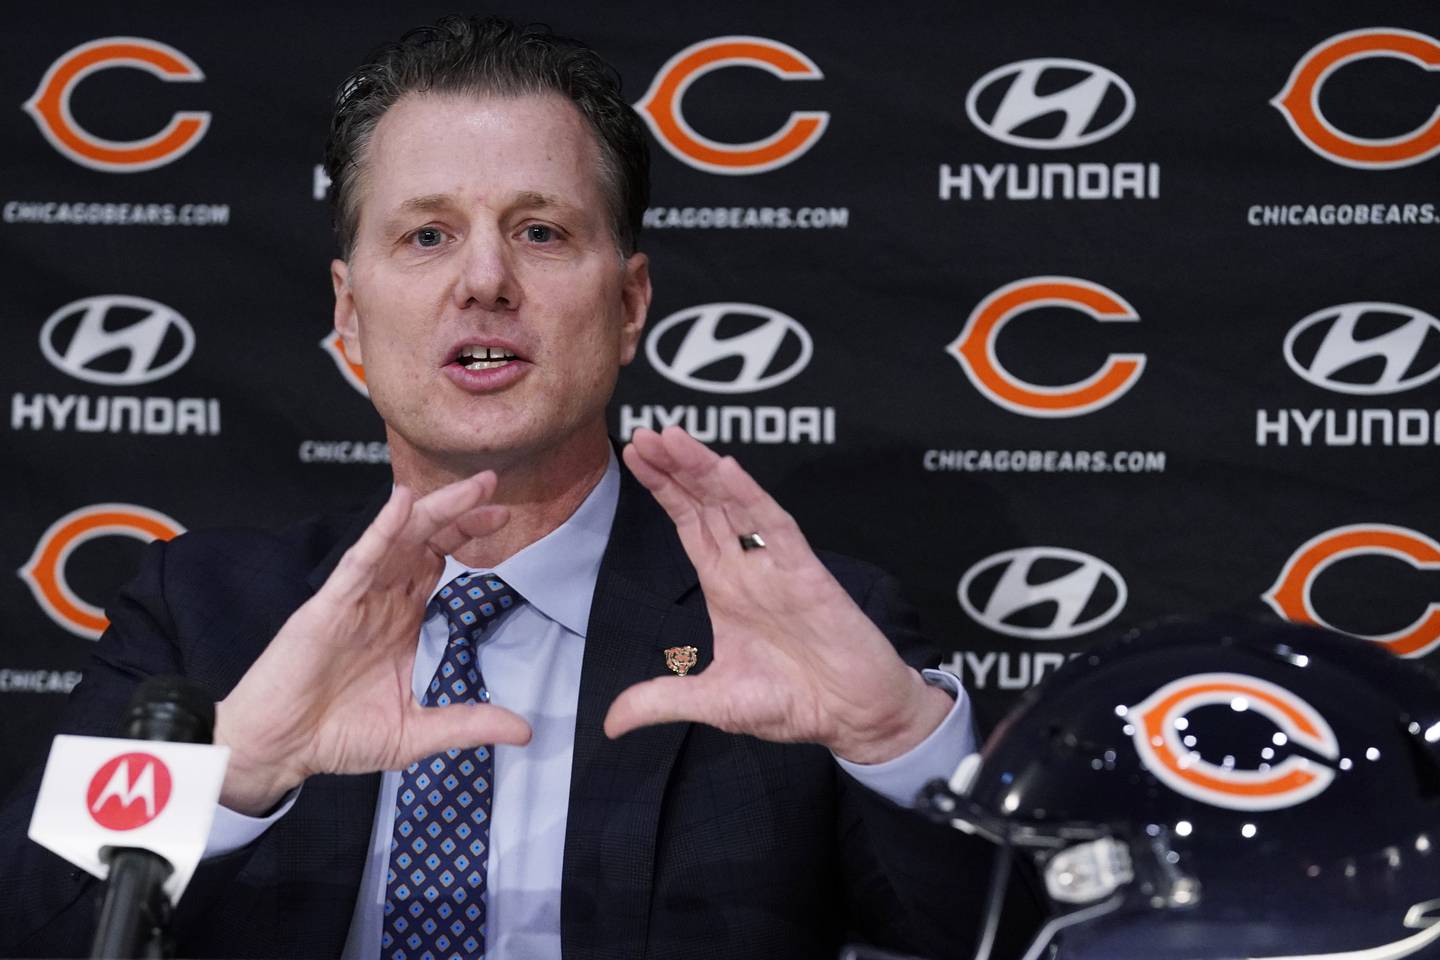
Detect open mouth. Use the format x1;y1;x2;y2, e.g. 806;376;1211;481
454;345;518;371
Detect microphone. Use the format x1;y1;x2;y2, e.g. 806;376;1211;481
28;676;230;959
92;678;215;958
122;675;215;743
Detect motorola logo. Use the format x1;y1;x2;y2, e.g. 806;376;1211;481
39;295;194;386
966;58;1135;150
959;546;1127;639
1283;303;1440;396
87;752;172;830
645;302;813;394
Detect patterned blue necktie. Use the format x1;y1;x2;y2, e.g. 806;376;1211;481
382;572;517;960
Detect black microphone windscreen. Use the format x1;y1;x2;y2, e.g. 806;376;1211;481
123;676;216;744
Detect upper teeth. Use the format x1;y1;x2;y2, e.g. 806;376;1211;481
459;346;516;361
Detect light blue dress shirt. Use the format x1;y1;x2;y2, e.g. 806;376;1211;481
205;452;977;960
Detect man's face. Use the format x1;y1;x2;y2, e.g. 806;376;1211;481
332;92;650;474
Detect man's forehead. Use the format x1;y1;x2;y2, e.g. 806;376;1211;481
367;91;600;171
360;91;605;213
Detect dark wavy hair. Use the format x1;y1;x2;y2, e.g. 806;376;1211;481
323;16;649;258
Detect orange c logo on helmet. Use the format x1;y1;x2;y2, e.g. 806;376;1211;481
22;37;210;172
18;504;184;640
320;331;369;396
635;36;828;175
1272;28;1440;169
1131;673;1339;811
1263;524;1440;658
947;277;1145;418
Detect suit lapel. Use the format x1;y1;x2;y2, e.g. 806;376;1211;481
561;468;709;960
305;486;390;592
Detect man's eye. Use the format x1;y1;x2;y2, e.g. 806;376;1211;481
414;227;445;247
524;224;553;243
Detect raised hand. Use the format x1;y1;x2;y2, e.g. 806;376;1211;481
604;427;952;764
214;473;533;815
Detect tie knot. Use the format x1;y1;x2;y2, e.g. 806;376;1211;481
434;572;518;644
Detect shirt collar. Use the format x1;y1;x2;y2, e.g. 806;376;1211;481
430;449;620;638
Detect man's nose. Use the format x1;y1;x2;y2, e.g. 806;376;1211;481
453;231;521;310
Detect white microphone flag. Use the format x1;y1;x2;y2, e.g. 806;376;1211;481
28;735;229;903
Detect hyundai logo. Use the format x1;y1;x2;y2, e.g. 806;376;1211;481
1283;302;1440;396
39;295;194;386
966;58;1135;150
645;302;813;394
959;546;1127;639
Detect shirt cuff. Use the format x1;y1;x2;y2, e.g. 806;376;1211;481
833;669;978;809
202;787;301;859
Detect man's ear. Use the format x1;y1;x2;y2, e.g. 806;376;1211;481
331;259;363;364
617;252;652;366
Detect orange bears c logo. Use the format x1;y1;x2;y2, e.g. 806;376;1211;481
1272;28;1440;169
1263;524;1440;658
1131;673;1339;811
18;504;185;640
23;37;210;173
947;277;1145;417
320;331;368;396
635;36;828;175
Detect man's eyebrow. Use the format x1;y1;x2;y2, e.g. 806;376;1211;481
397;193;456;215
391;191;574;216
512;190;571;212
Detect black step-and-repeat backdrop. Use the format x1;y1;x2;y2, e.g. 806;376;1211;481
4;3;1438;787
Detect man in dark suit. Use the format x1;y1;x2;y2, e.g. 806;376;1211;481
0;17;990;959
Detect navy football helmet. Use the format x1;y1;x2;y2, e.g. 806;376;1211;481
921;617;1440;960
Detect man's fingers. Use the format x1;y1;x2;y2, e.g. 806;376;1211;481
627;434;699;515
428;505;511;557
622;438;693;517
456;504;509;539
403;471;497;548
636;425;718;495
325;485;415;594
324;472;502;597
623;440;719;562
407;702;534;760
712;452;784;516
711;455;810;564
645;427;808;565
651;427;766;521
603;675;718;739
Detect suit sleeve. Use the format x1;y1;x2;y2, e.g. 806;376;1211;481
835;570;1041;960
0;539;267;957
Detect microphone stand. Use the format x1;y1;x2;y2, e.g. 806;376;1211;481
89;677;215;960
90;850;172;959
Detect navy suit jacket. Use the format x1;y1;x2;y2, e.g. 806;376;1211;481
0;469;997;959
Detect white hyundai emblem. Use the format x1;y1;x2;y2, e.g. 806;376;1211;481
39;295;195;386
966;58;1135;150
1283;302;1440;396
645;302;812;394
959;546;1127;639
